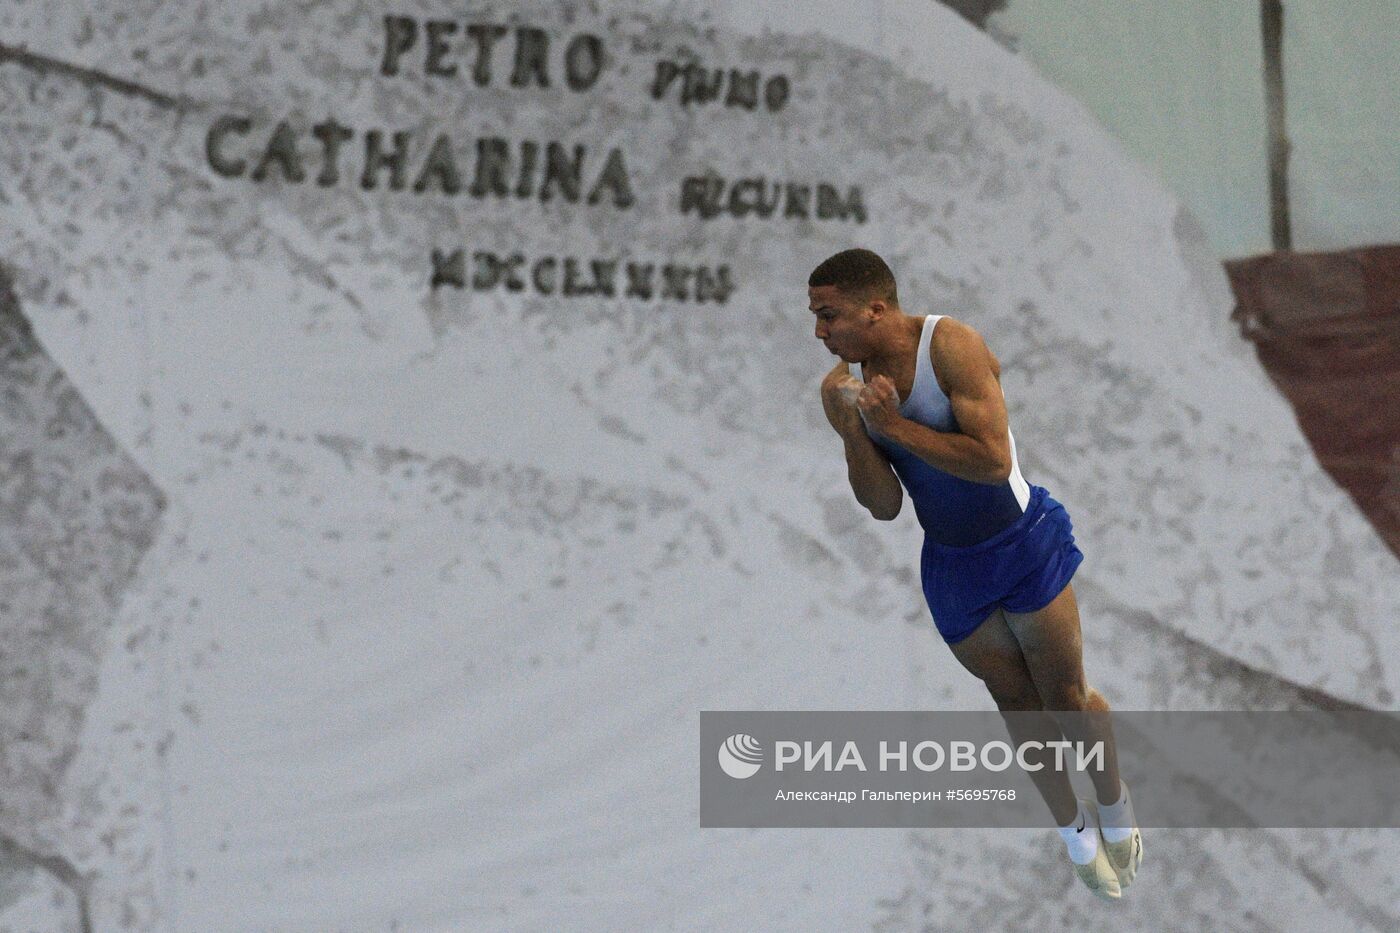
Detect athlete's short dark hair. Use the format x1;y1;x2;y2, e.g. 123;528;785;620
808;248;898;305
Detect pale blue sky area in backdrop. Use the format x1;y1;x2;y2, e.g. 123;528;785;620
990;0;1399;258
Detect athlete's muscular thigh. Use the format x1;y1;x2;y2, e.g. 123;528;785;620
1000;582;1088;710
947;608;1043;709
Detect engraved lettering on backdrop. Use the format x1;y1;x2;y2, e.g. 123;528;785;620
203;15;870;304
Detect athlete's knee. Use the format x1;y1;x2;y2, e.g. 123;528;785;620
988;681;1044;713
1040;680;1090;712
1043;682;1112;714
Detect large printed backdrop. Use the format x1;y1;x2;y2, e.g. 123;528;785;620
2;1;1398;929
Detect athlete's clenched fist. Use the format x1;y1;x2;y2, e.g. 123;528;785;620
857;374;901;434
820;370;867;436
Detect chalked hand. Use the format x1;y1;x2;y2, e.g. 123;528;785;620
857;374;901;434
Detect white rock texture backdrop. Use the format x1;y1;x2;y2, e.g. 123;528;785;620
0;1;1396;930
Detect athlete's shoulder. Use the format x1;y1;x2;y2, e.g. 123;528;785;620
929;315;1000;382
820;360;851;385
929;314;979;347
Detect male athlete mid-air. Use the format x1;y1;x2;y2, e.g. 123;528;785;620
811;248;1142;900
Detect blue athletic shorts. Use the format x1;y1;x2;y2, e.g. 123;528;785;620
919;484;1084;644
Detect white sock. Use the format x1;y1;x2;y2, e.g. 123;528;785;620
1057;800;1098;864
1097;780;1135;844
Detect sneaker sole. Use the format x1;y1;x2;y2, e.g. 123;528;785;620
1104;827;1142;889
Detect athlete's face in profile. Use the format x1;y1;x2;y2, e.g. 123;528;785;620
809;284;877;362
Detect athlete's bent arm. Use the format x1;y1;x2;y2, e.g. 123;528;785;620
857;323;1012;485
821;365;903;520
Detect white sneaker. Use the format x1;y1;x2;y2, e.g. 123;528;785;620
1070;799;1122;902
1099;780;1142;890
1103;824;1143;889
